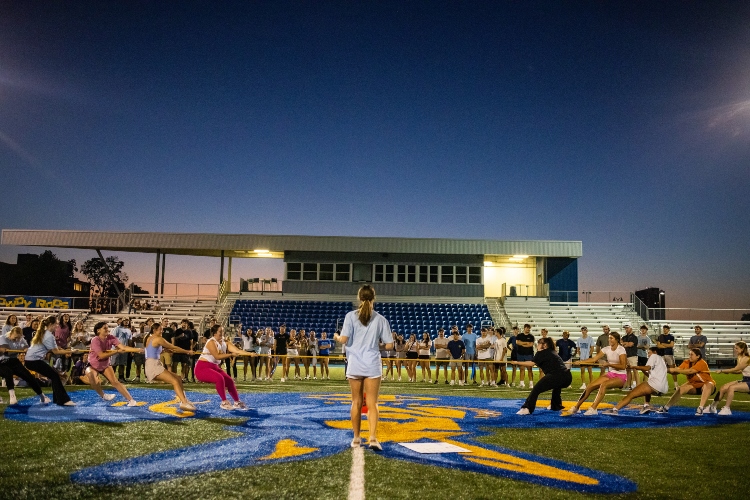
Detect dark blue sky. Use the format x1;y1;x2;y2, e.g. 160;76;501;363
1;1;748;308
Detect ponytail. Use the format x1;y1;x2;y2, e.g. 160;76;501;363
144;322;161;348
31;315;57;346
357;285;375;326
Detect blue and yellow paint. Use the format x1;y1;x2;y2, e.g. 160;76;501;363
5;390;748;493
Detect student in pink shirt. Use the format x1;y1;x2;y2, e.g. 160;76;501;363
88;321;144;406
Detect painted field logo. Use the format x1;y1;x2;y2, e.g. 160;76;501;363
6;390;748;493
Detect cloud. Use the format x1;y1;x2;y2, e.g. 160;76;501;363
705;99;750;138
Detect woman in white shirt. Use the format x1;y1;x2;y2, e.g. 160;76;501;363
241;326;258;382
195;325;255;410
476;328;493;386
334;285;393;451
567;331;628;416
603;347;669;415
708;341;750;416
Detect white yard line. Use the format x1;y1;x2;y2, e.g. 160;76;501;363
348;445;365;500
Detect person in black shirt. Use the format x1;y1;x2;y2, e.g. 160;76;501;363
275;324;290;382
513;337;572;415
22;318;39;345
172;319;193;381
161;321;176;372
555;331;577;368
515;324;535;389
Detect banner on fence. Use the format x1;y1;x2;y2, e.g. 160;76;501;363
0;296;73;309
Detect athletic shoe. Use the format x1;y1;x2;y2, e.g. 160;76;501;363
631;383;637;389
233;401;248;410
529;381;534;389
459;381;465;386
126;399;138;407
305;376;310;380
545;405;551;410
579;383;587;390
490;382;497;387
63;401;77;406
433;380;438;384
472;381;478;385
639;405;653;415
656;406;669;414
351;437;361;448
674;384;679;391
398;377;402;382
368;440;383;451
0;396;4;404
584;408;598;416
562;407;579;416
180;402;197;411
9;394;17;405
516;408;530;415
280;377;286;383
519;381;525;388
444;380;449;384
41;395;51;404
695;407;704;416
102;394;116;401
718;407;732;416
450;380;455;386
118;377;127;384
602;408;619;416
220;400;233;411
706;403;717;414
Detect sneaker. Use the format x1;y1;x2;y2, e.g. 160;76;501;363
490;382;497;387
368;440;383;452
718;407;732;416
351;437;362;448
63;401;77;406
220;400;233;411
695;407;704;416
305;376;310;380
674;384;680;391
656;406;669;414
280;377;286;383
639;405;653;415
233;401;248;410
584;408;598;416
450;380;455;386
519;382;525;388
458;381;465;386
706;403;717;414
179;402;197;411
118;377;127;384
398;377;402;381
433;380;438;384
602;408;619;416
472;380;478;385
516;408;530;415
313;377;317;380
579;383;587;390
41;395;51;404
631;383;637;389
445;380;449;384
9;394;17;405
127;399;138;407
0;396;4;404
102;394;116;401
529;381;534;389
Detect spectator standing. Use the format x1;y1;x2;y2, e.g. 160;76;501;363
22;317;39;345
555;331;576;373
275;324;290;382
576;327;594;389
621;323;639;390
433;329;450;384
111;318;132;383
417;331;432;383
508;326;518;386
494;327;508;386
161;320;176;372
461;324;478;385
657;324;678;390
54;313;73;374
515;324;535;388
688;325;708;359
636;326;652;370
595;325;611;377
447;328;465;386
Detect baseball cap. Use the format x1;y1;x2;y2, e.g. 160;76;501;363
623;322;631;328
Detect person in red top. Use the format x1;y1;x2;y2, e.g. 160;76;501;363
88;321;144;406
657;348;716;416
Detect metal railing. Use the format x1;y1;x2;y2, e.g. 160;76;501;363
129;282;221;298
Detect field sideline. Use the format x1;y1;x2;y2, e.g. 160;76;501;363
1;367;748;499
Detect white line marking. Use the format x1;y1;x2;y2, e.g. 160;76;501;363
348;445;365;500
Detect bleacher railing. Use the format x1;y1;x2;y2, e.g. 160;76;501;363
648;308;749;322
130;282;221;298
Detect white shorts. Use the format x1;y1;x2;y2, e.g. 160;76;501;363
627;356;638;367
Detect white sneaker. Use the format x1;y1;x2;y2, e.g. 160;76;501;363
603;408;619;415
516;408;530;415
179;402;197;411
490;382;497;387
584;408;598;416
546;405;552;410
450;380;455;386
529;381;534;389
220;400;233;411
305;376;310;380
280;377;286;383
519;381;525;388
127;399;138;407
41;395;51;404
313;377;317;380
0;396;3;404
674;384;680;391
9;394;17;405
579;383;587;390
398;377;402;381
233;401;248;410
459;381;465;386
718;407;732;416
706;403;717;414
103;394;116;401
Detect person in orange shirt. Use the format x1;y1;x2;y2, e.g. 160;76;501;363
656;348;716;416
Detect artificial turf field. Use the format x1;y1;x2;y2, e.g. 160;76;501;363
1;366;749;500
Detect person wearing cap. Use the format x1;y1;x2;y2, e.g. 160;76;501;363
688;325;708;359
595;325;611;377
636;325;652;382
657;324;678;390
621;323;639;390
576;327;593;390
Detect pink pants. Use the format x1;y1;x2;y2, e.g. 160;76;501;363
195;360;239;401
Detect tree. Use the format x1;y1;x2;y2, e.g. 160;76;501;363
80;256;128;298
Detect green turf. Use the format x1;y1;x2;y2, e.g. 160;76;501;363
1;367;748;499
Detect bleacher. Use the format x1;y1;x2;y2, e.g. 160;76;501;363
84;296;219;334
376;302;492;337
230;299;353;332
651;320;750;364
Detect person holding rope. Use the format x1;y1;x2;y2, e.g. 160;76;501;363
143;322;196;411
87;321;145;406
334;285;393;451
657;348;716;416
565;331;627;416
514;337;572;415
603;346;669;415
24;315;76;406
195;324;255;410
0;327;47;405
708;341;750;416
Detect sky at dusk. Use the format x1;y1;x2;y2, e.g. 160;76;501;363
1;1;748;310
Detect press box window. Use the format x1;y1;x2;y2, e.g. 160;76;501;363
455;266;467;284
374;264;384;282
319;263;334;281
469;266;482;284
303;263;318;281
286;263;301;280
441;265;454;284
335;264;350;281
397;265;406;282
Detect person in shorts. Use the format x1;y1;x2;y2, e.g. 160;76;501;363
604;346;669;415
494;327;508;386
111;318;132;383
461;324;477;384
636;325;652;372
595;325;611;377
160;321;176;372
432;328;450;384
656;324;678;390
515;324;535;388
508;326;518;386
621;323;639;390
576;326;594;389
447;328;466;386
658;348;716;416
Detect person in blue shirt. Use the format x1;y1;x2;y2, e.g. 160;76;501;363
461;324;477;385
317;331;333;380
334;285;393;451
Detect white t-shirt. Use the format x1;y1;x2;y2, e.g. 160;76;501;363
646;353;669;394
341;310;393;378
476;336;493;360
494;337;508;361
418;339;432;356
602;345;627;375
433;336;450;358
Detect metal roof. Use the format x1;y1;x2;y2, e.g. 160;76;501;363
1;229;582;258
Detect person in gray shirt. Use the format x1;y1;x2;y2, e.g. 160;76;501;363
688;325;708;359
